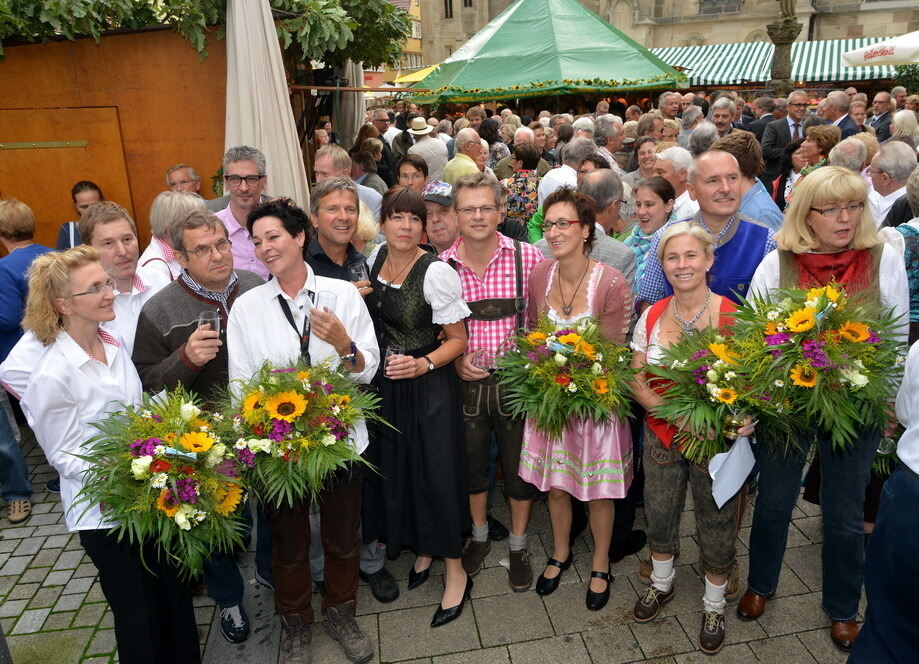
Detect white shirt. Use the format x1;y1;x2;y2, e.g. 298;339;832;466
408;136;449;182
137;236;182;283
868;186;906;227
383;126;401;147
9;330;142;531
896;340;919;474
537;164;578;207
227;263;380;454
673;189;700;222
105;272;166;356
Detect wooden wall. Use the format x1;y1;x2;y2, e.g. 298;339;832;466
0;27;227;247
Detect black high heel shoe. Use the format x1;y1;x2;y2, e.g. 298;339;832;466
534;552;573;596
408;562;431;590
431;576;472;628
585;568;613;611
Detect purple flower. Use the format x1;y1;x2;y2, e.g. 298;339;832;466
770;349;782;359
867;332;881;344
689;349;711;361
802;340;832;369
269;419;293;442
237;448;255;467
765;333;791;346
270;368;297;373
526;351;540;363
175;478;199;504
151;414;163;422
129;438;158;458
214;459;238;478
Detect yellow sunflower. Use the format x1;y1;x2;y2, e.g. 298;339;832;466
156;489;179;517
214;482;244;517
163;432;177;443
296;371;311;382
708;342;739;365
179;431;215;453
807;285;841;303
715;388;738;404
264;391;308;422
790;364;818;388
526;331;547;345
557;333;582;345
575;340;596;360
786;308;816;333
242;391;264;416
837;321;870;343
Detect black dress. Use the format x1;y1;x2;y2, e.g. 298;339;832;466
363;247;469;558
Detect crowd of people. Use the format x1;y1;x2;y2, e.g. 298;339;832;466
0;83;918;664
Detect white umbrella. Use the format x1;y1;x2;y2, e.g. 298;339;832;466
842;31;919;67
225;0;310;209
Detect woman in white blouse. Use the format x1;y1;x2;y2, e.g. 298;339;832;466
740;167;909;652
4;247;199;664
363;186;472;628
226;193;379;663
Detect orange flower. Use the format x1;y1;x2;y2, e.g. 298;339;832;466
708;343;739;366
765;322;778;335
526;331;547;345
592;378;609;394
156;489;179;517
575;340;596;360
837;321;870;343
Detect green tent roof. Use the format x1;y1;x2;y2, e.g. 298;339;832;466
409;0;685;103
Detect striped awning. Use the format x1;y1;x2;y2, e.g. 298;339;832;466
651;38;896;87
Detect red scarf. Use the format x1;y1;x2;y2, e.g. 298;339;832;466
794;249;872;292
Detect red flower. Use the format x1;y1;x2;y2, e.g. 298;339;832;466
179;465;195;475
555;374;571;386
253;423;265;436
150;459;170;473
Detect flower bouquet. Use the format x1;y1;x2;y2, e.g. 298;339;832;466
76;387;248;578
495;315;633;438
215;361;382;508
646;328;750;463
732;283;905;451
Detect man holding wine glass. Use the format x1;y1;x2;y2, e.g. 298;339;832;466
132;208;265;644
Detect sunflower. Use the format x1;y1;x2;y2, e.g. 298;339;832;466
526;331;547;345
163;432;177;443
557;333;582;345
178;431;215;453
242;391;265;418
790;364;818;388
575;340;596;360
807;285;841;303
715;388;738;404
214;482;244;517
296;371;311;382
786;308;816;333
156;489;179;517
837;321;870;343
264;391;308;422
708;343;739;366
591;378;609;394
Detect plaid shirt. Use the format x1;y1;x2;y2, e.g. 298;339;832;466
440;233;543;359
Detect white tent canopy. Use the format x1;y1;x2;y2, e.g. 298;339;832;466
842;30;919;67
225;0;309;209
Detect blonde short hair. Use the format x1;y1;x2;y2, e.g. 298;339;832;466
776;166;880;253
0;199;36;242
850;132;880;165
656;221;715;264
148;191;205;238
355;201;379;245
23;246;101;346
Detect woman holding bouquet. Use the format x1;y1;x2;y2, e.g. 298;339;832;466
739;166;909;652
629;222;751;654
363;186;472;627
2;247;199;664
520;187;633;611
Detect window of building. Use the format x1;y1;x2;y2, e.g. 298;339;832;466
412;21;422;39
463;0;473;7
445;0;453;19
699;0;741;14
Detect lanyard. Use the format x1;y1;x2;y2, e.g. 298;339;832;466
277;293;313;363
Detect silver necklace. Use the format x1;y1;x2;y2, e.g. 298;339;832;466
672;289;711;334
697;214;735;248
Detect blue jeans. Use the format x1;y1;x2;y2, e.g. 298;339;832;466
0;393;30;501
747;426;877;621
848;465;919;663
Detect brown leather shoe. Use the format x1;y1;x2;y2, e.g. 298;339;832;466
639;556;739;602
736;590;768;621
830;620;859;652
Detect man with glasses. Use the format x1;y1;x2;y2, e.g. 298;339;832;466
370;109;401;177
762;90;810;183
165;164;201;194
208;145;271;279
867;92;893;142
439;173;544;592
132;209;265;645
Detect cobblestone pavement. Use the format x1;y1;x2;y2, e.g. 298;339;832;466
1;430;858;663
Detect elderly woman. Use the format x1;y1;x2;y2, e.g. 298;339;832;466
363;187;471;627
520;188;633;612
798;125;842;175
890;109;919;149
139;191;205;282
739;167;909;653
630;222;749;654
227;190;379;663
2;247;199;663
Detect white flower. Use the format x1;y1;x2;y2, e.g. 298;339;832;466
804;298;818;309
617;355;626;363
591;362;603;375
322;434;337;447
150;472;168;489
198;425;209;432
331;405;341;416
234;438;247;450
195;511;207;523
247;438;273;454
725;371;736;380
567;383;577;392
211;413;224;422
706;383;720;397
766;310;779;320
141;409;153;419
554;352;567;366
130;455;153;479
153;444;166;455
524;363;531;370
232;419;242;432
774;380;784;388
179;402;201;422
595;353;604;362
706;369;719;382
268;376;279;386
842;370;869;389
713;359;725;368
174;505;194;530
206;443;227;467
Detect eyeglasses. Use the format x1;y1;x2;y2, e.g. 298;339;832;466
169;179;195;188
224;174;264;187
373;118;391;124
809;202;864;218
456;205;499;217
71;279;116;297
788;102;809;108
185;239;233;259
541;219;577;232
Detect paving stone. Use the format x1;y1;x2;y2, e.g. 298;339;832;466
433;646;510;664
53;549;85;570
42;569;73;586
582;624;646;664
12;607;49;634
28;585;62;608
378;603;478;661
630;615;695;659
42;610;75;630
0;538;17;553
781;543;822;592
795;626;850;664
73;602;106;628
543;574;637;632
756;593;830;637
18;567;48;585
792;516;823;544
0;555;31;576
85;580;106;602
29;502;53;515
44;534;71;549
87;627;117;655
469;565;522;600
71;561;98;579
25;512;60;527
6;581;39;601
53;592;85;612
0;526;36;540
100;609;115;629
355;570;443;615
672;643;756;663
0;598;27;618
748;634;818;663
6;626;93;664
13;537;46;556
62;576;94;595
473;592;553;647
33;523;69;537
506;634;591;664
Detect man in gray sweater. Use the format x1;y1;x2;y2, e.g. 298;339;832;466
132;209;264;645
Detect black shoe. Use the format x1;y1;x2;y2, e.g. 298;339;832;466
314;579;326;596
487;513;509;542
45;477;60;493
431;576;472;628
534;552;572;596
609;530;647;564
359;567;399;603
255;569;275;591
408;563;430;590
219;603;250;643
585;570;612;611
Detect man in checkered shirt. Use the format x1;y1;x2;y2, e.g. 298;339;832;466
440;172;543;592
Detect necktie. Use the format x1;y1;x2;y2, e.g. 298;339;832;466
792;123;800;141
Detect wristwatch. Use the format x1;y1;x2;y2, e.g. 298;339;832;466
339;341;359;366
423;355;435;372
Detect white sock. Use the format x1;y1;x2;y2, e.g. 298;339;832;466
702;577;727;614
508;532;527;552
650;556;675;593
471;523;488;543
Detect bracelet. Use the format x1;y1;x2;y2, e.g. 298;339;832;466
339;341;359;366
